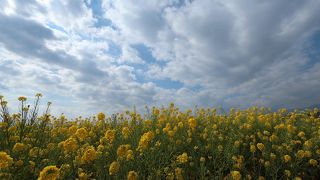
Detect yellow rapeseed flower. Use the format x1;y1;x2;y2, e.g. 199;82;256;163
259;176;265;180
109;161;120;175
250;145;256;153
264;161;270;168
117;145;127;159
97;112;106;121
234;141;241;148
79;172;89;180
175;167;183;180
283;155;291;163
304;150;312;158
75;128;88;141
178;122;184;129
117;144;131;160
122;127;130;139
230;171;241;180
188;118;197;130
126;150;134;161
177;153;188;164
284;170;291;177
18;96;27;102
309;159;318;166
137;131;154;151
127;171;138;180
296;150;305;159
298;131;305;138
0;152;13;169
303;140;313;149
81;146;96;164
29;161;36;172
269;134;278;142
257;143;264;152
69;125;78;134
105;129;116;143
12;143;25;152
62;138;78;154
38;165;59;180
15;160;24;167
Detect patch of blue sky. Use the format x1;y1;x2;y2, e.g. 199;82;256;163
131;43;166;67
130;43;186;89
135;73;184;90
188;84;202;91
47;22;67;34
152;79;184;89
304;31;320;69
161;0;190;12
86;0;113;28
106;41;122;58
132;44;157;63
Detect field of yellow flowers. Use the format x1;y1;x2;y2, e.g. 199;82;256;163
0;94;320;179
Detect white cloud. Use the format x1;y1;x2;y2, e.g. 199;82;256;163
1;0;320;117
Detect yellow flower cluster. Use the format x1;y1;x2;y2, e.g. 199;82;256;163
75;128;88;141
97;112;105;121
117;144;134;161
38;165;59;180
81;146;96;164
62;137;78;154
176;153;188;164
0;152;13;168
137;131;154;152
109;161;120;175
1;95;320;179
127;170;138;180
105;129;116;143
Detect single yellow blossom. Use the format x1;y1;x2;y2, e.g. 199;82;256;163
309;159;318;166
62;138;78;154
188;118;197;130
257;143;264;152
97;112;106;121
127;171;138;180
177;153;188;164
13;143;25;152
105;129;117;143
75;128;88;141
283;155;291;163
109;161;120;175
38;165;59;180
81;146;96;164
230;171;241;180
0;152;13;169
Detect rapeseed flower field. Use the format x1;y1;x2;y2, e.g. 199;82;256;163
0;94;320;179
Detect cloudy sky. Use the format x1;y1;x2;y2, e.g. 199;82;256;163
0;0;320;117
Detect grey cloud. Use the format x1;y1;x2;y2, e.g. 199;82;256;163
104;0;320;110
104;1;175;43
0;13;107;83
12;0;45;16
1;0;320;117
74;81;158;113
0;13;55;54
0;60;21;76
162;0;320;86
0;83;8;90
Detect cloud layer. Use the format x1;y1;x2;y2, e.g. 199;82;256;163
0;0;320;117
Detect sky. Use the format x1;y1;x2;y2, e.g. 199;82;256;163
0;0;320;117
